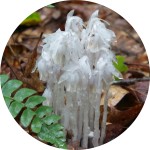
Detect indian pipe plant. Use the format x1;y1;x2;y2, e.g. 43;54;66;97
34;10;122;148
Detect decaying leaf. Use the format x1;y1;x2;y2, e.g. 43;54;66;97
104;123;125;144
101;85;129;107
107;104;143;127
129;81;149;102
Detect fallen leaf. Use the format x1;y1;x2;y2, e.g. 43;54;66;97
100;85;129;107
107;103;143;127
131;81;149;102
104;123;125;144
115;92;139;110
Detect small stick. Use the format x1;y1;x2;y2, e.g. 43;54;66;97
3;57;19;80
112;77;150;86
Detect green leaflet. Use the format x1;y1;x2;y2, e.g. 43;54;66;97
2;79;22;97
0;74;9;86
25;95;46;108
4;96;13;107
21;12;41;26
14;88;37;102
21;108;35;128
9;101;24;118
35;106;53;118
42;114;61;125
47;4;55;8
48;123;64;131
113;55;128;73
31;116;43;133
38;124;66;149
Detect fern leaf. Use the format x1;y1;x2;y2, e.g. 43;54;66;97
42;114;61;125
9;101;24;118
31;116;43;133
4;96;13;107
0;74;9;86
0;74;66;148
25;95;46;108
35;106;53;118
21;108;35;127
14;88;37;102
2;79;22;97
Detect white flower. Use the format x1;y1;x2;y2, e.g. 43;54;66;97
84;10;116;53
36;10;122;148
65;10;84;38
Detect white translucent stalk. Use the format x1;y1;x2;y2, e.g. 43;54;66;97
92;92;101;147
77;91;83;141
89;103;94;131
53;83;59;114
63;106;70;134
56;83;65;115
100;84;110;145
63;91;72;131
42;87;53;106
70;91;78;141
81;91;90;148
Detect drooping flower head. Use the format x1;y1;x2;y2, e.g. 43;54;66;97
65;10;84;38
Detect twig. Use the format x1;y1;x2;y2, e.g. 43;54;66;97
125;62;150;72
3;57;19;80
112;77;150;86
8;45;17;57
24;32;43;77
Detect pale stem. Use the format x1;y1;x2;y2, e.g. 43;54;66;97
70;91;78;141
77;92;83;141
100;84;110;145
81;91;90;148
92;92;101;147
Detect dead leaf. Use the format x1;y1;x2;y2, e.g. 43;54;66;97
107;104;143;127
131;81;149;102
115;92;139;110
24;33;42;77
100;85;129;107
104;123;125;144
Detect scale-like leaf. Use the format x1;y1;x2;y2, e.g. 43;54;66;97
2;79;22;97
35;106;53;118
31;116;43;133
9;101;24;118
0;74;9;86
21;108;35;127
14;88;36;102
25;95;46;108
42;114;61;125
